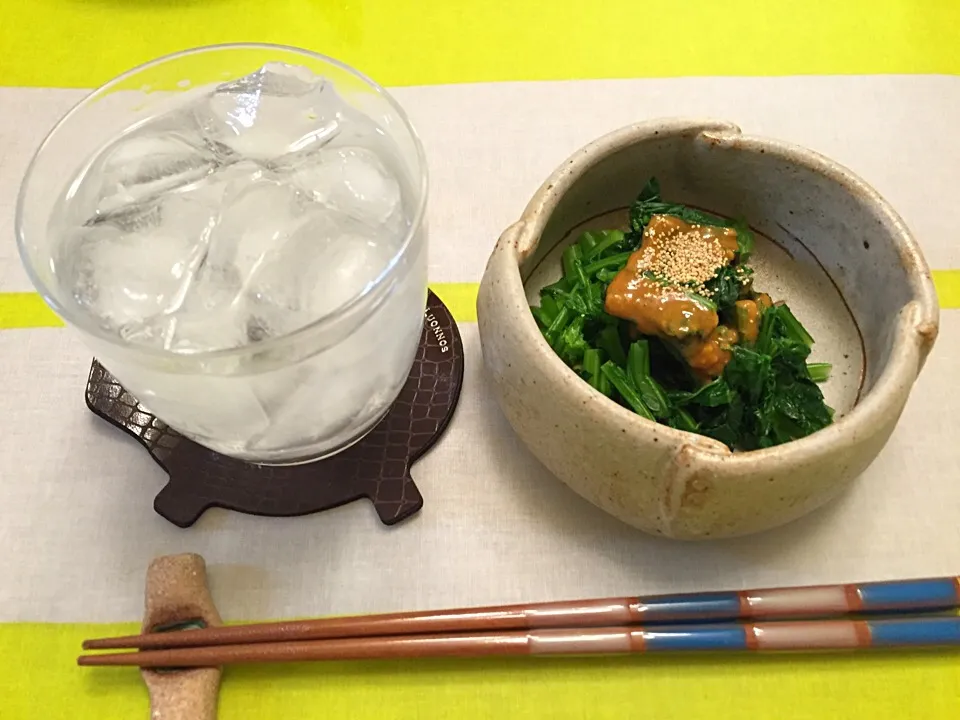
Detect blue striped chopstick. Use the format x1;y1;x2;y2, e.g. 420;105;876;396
629;575;960;622
79;615;960;667
83;575;960;653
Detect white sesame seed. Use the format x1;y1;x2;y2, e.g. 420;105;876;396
636;215;729;289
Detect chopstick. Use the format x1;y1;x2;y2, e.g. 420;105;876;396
82;575;960;651
78;616;960;667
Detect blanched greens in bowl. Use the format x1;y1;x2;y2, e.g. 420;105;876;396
530;178;833;451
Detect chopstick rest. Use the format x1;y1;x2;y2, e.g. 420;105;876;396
84;290;464;528
139;553;223;720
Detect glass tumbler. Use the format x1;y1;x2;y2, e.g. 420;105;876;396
17;44;429;465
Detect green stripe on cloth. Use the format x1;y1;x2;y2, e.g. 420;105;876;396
1;1;958;89
3;273;960;331
1;621;958;719
932;269;960;310
0;284;478;330
0;293;65;329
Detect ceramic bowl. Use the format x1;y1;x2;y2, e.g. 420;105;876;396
477;119;939;540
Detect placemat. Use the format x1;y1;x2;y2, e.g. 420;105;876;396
0;2;958;718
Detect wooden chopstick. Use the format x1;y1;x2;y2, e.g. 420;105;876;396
82;575;960;651
78;616;960;667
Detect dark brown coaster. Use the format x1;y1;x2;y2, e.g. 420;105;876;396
85;290;464;528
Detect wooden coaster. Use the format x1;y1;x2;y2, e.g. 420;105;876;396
85;290;464;528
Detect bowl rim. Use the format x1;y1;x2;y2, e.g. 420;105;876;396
492;117;939;466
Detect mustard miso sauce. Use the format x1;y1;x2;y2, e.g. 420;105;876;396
642;214;739;264
604;213;744;380
605;276;718;339
734;299;760;344
683;325;740;381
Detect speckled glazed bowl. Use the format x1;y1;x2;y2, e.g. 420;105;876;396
477;119;939;540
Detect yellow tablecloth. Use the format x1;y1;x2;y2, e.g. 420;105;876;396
1;2;958;718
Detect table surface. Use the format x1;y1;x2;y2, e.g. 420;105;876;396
1;2;959;718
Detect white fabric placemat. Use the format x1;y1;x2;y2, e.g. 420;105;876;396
0;75;958;623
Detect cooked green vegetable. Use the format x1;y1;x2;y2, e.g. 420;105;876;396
601;362;654;419
582;252;632;276
582;230;626;260
732;219;755;261
629;177;731;231
529;177;834;451
707;265;749;313
806;362;832;383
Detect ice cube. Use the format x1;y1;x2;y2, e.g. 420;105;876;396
73;128;219;219
247;360;380;452
134;372;271;444
243;271;424;454
300;226;396;315
113;169;297;351
195;63;346;163
124;304;250;353
287;146;404;229
122;169;309;350
219;61;324;97
56;192;215;329
208;169;308;283
239;206;396;339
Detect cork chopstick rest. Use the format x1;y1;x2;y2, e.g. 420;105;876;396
140;554;223;720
